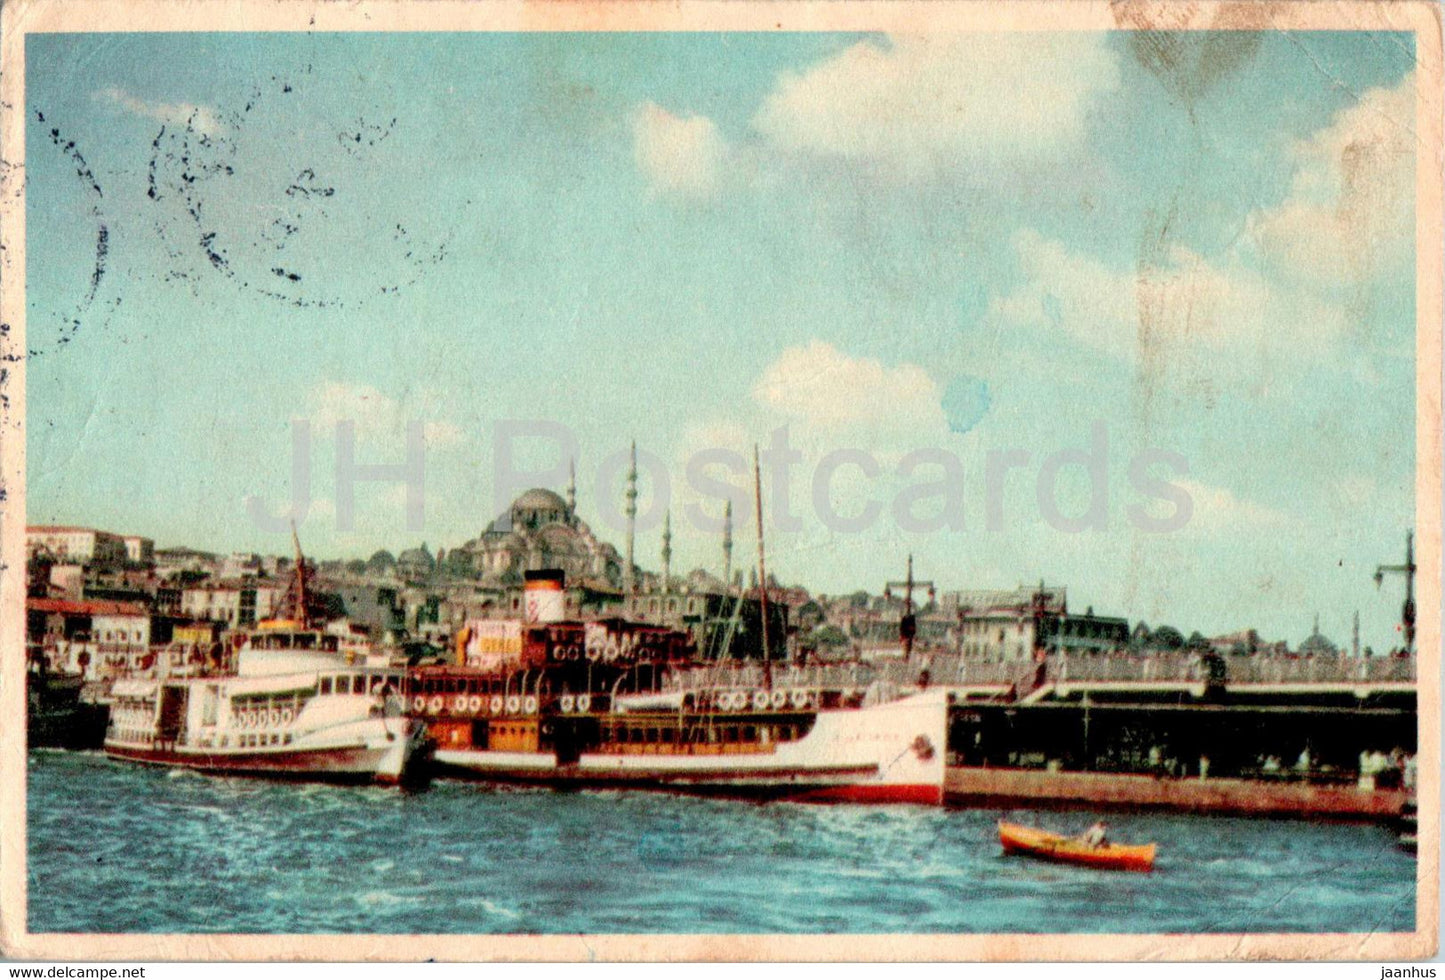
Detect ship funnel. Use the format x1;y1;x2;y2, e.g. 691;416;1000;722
523;569;566;624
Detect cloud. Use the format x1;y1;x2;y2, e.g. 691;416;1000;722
95;87;223;137
311;381;466;450
1247;73;1415;285
752;340;946;439
991;227;1348;365
633;101;727;199
1174;478;1289;533
751;34;1122;180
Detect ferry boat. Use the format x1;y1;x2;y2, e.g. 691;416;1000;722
104;534;427;785
409;572;948;803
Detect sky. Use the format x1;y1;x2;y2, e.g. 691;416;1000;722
25;30;1419;649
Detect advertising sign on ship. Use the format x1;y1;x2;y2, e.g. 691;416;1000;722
459;620;524;672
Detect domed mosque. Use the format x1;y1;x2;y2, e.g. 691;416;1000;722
454;465;625;589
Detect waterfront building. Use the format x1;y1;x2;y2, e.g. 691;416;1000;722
27;597;151;678
27;526;128;568
122;535;155;567
179;580;285;628
154;547;219;578
331;583;406;637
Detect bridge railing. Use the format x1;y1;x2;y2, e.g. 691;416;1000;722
1047;652;1415;686
604;651;1419;696
1220;654;1416;685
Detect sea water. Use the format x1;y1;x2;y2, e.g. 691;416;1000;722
26;750;1415;934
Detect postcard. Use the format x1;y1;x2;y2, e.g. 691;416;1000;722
1;0;1439;963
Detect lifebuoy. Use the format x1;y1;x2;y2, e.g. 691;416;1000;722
506;695;521;714
236;712;247;728
490;695;504;715
429;695;444;714
576;693;592;713
269;709;282;726
770;689;787;710
752;690;769;711
560;694;576;713
453;695;469;713
523;695;538;715
281;708;294;725
467;695;483;713
412;695;427;713
604;637;620;662
790;690;810;710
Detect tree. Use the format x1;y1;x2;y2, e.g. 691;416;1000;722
1151;626;1185;651
366;550;397;574
809;624;849;649
1185;631;1210;651
344;559;367;575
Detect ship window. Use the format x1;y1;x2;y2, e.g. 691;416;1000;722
371;677;384;694
743;726;756;741
335;676;351;695
284;734;292;745
660;727;675;743
320;677;333;695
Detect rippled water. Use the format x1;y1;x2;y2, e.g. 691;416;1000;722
27;751;1415;934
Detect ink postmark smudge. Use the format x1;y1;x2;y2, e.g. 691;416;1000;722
29;110;120;358
145;70;460;310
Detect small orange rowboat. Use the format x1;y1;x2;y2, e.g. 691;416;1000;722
998;821;1156;873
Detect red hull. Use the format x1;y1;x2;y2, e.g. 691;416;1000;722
431;757;941;804
795;783;943;805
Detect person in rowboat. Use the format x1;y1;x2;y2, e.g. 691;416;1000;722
1079;821;1109;847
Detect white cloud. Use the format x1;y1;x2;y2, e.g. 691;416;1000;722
311;381;466;450
752;340;946;438
1247;73;1415;285
1174;478;1289;533
751;34;1122;180
95;87;223;137
992;228;1348;366
633;101;727;199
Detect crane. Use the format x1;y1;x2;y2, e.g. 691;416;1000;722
885;554;934;662
1374;530;1416;654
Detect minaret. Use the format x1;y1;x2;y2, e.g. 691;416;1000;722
661;510;672;595
722;499;733;594
623;441;637;595
565;458;577;516
1352;610;1361;658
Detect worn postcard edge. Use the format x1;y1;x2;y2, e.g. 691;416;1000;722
0;0;1439;963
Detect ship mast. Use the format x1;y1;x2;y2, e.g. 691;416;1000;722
290;520;311;629
753;444;773;686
